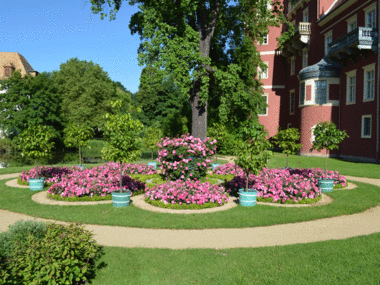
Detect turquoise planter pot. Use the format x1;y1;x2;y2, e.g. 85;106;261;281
77;165;86;170
212;163;221;171
147;162;157;170
29;178;45;191
318;178;334;193
112;190;132;208
238;189;257;207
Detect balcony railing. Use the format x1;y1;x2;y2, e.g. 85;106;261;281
296;22;311;35
328;27;378;57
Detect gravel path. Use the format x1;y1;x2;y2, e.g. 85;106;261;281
0;172;379;249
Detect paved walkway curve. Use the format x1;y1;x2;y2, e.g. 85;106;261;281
0;173;379;249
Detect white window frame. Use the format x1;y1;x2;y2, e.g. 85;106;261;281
290;56;295;76
364;3;377;28
290;89;295;115
346;70;357;105
302;7;309;23
346;15;357;32
361;115;372;138
302;49;308;69
259;62;269;79
258;94;268;116
324;30;333;56
363;63;376;102
315;80;328;105
262;34;268;45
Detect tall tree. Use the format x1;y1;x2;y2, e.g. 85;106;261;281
52;57;116;129
0;71;62;139
90;0;284;139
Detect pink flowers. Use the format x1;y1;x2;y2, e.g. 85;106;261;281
145;180;229;206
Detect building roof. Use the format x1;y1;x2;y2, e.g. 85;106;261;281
298;57;341;81
0;52;36;79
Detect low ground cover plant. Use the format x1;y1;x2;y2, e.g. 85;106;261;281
157;134;216;181
19;165;74;184
0;221;102;285
145;180;229;209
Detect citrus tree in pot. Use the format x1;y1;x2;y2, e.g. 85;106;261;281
273;127;303;169
310;121;348;193
235;122;272;207
63;123;94;170
102;100;143;208
16;124;56;191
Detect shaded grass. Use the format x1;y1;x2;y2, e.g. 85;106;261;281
0;179;379;229
90;233;380;284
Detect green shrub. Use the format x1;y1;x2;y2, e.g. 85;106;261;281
257;195;322;204
0;220;47;261
47;193;112;202
145;198;227;210
4;222;102;285
16;178;29;186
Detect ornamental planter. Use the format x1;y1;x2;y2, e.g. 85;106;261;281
212;163;221;171
318;178;334;193
112;190;132;208
238;189;257;207
77;165;86;171
147;162;157;170
29;178;45;191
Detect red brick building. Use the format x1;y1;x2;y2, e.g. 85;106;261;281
259;0;378;162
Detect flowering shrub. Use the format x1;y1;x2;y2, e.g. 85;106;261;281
47;163;147;198
145;180;229;206
213;163;243;176
157;134;216;181
224;168;346;203
19;166;73;184
102;162;157;175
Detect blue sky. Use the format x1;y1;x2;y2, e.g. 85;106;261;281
1;0;143;93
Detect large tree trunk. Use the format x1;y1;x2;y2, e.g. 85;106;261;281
190;0;220;140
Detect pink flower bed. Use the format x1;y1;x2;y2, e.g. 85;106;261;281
20;166;74;184
145;180;229;206
48;163;146;198
213;163;243;176
224;168;347;203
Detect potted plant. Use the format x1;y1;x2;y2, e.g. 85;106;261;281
310;121;348;192
63;124;94;170
143;125;162;170
235;122;272;206
273;127;303;169
102;100;143;207
16;124;56;191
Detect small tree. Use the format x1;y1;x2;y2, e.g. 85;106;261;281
144;126;163;160
235;122;272;192
102;101;143;192
273;128;303;168
16;124;56;169
63;124;94;165
310;121;348;176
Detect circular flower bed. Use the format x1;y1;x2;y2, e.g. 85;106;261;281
145;180;229;210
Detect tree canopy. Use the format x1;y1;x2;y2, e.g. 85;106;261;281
0;71;62;139
52;57;116;129
90;0;284;139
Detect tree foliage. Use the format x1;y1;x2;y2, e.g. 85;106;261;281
63;124;94;165
0;71;62;139
52;57;116;129
144;126;163;160
90;0;285;139
16;124;56;168
273;128;302;167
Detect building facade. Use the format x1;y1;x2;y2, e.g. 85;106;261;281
258;0;379;162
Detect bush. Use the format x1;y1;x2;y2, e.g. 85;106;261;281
2;222;101;285
19;165;73;184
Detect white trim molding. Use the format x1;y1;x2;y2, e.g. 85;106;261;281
363;63;376;102
262;85;286;89
346;69;357;105
361;114;372;138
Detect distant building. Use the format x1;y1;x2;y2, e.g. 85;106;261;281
0;52;38;138
258;0;378;162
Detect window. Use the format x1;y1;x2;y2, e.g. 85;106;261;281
346;70;356;104
4;67;14;77
259;62;269;79
302;8;309;22
299;82;305;105
290;57;295;75
361;115;372;138
315;80;327;104
258;94;268;116
262;34;268;45
365;4;377;28
287;123;292;129
290;90;295;115
347;15;357;32
363;64;375;101
324;31;333;56
302;49;308;68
